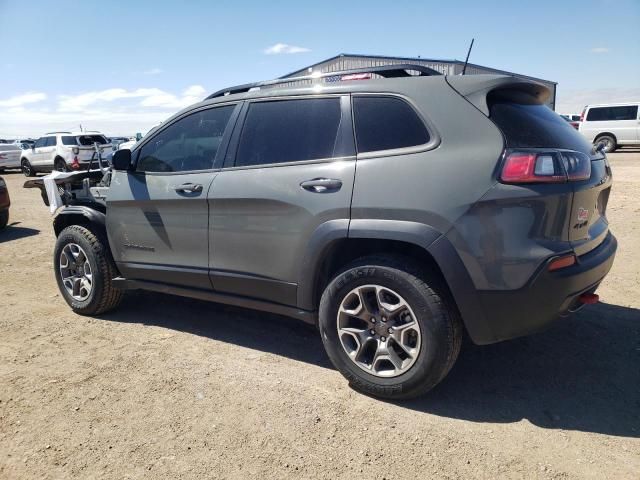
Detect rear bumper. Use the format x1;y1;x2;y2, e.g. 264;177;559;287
473;232;617;343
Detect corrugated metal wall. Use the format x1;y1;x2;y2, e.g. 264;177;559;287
284;55;556;109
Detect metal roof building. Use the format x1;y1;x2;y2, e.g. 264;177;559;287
282;53;557;109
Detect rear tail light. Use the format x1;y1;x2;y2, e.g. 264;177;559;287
500;150;591;184
0;153;6;160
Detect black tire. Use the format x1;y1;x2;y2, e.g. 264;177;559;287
21;159;36;177
54;225;123;315
595;134;617;153
319;255;462;400
0;209;8;229
54;157;68;172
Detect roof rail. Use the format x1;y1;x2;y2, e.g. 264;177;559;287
206;63;442;100
45;131;72;135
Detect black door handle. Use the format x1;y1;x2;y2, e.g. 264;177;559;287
172;183;203;193
300;178;342;193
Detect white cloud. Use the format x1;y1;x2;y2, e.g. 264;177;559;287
0;92;47;107
143;68;163;75
556;87;640;114
264;43;310;55
590;47;610;54
139;85;206;108
0;85;209;137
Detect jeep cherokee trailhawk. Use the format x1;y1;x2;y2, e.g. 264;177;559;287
25;64;616;399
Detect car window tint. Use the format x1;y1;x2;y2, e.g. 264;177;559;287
45;136;56;147
34;137;46;148
489;99;592;154
137;105;235;173
62;136;78;146
77;135;108;146
587;106;638;121
353;96;429;153
235;98;342;167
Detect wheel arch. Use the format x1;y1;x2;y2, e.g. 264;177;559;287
53;205;107;237
594;132;617;141
299;219;495;344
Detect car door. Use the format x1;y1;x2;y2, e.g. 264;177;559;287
106;103;240;289
41;136;57;169
30;137;47;167
208;95;356;307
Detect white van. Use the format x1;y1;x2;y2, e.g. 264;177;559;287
578;102;640;152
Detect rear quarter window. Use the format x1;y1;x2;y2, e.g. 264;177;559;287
353;96;430;153
61;136;78;146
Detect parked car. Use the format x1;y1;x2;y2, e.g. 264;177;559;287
24;65;616;399
0;175;10;229
0;140;22;171
20;131;112;176
578;102;640;152
560;114;580;130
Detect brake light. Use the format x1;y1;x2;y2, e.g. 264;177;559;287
500;150;591;184
501;152;565;183
0;153;6;160
340;73;372;81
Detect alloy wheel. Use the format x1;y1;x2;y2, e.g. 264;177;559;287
337;284;422;377
59;243;93;301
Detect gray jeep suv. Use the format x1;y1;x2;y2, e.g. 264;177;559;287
26;64;616;399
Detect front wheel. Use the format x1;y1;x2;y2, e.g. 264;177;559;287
0;210;8;229
319;255;462;400
54;225;123;315
21;159;36;177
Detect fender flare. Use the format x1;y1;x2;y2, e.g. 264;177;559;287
53;205;106;236
298;218;495;344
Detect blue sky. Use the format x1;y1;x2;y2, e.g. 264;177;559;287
1;0;638;136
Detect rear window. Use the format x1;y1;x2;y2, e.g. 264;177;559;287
353;96;430;153
586;105;638;121
489;96;592;153
77;135;108;146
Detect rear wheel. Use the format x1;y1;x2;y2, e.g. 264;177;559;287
54;225;123;315
54;157;68;172
595;135;617;153
319;255;462;400
21;159;36;177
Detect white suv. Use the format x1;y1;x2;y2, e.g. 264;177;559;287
578;102;640;153
21;131;111;176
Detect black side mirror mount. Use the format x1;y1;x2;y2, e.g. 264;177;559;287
112;148;133;171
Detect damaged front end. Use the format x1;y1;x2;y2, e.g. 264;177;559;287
23;142;113;215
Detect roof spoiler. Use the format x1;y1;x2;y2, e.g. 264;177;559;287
206;63;442;100
446;75;551;116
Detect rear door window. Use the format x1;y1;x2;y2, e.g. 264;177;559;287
353;96;430;153
235;97;343;167
586;105;638;121
489;96;592;153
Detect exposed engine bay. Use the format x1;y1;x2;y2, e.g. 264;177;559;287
23;144;113;214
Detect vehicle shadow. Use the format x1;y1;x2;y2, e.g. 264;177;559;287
0;223;40;242
102;293;639;438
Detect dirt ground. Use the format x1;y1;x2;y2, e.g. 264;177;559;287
1;150;639;480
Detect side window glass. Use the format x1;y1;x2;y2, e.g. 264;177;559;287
46;136;57;147
235;98;342;167
34;137;46;148
353;96;430;153
137;105;235;173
